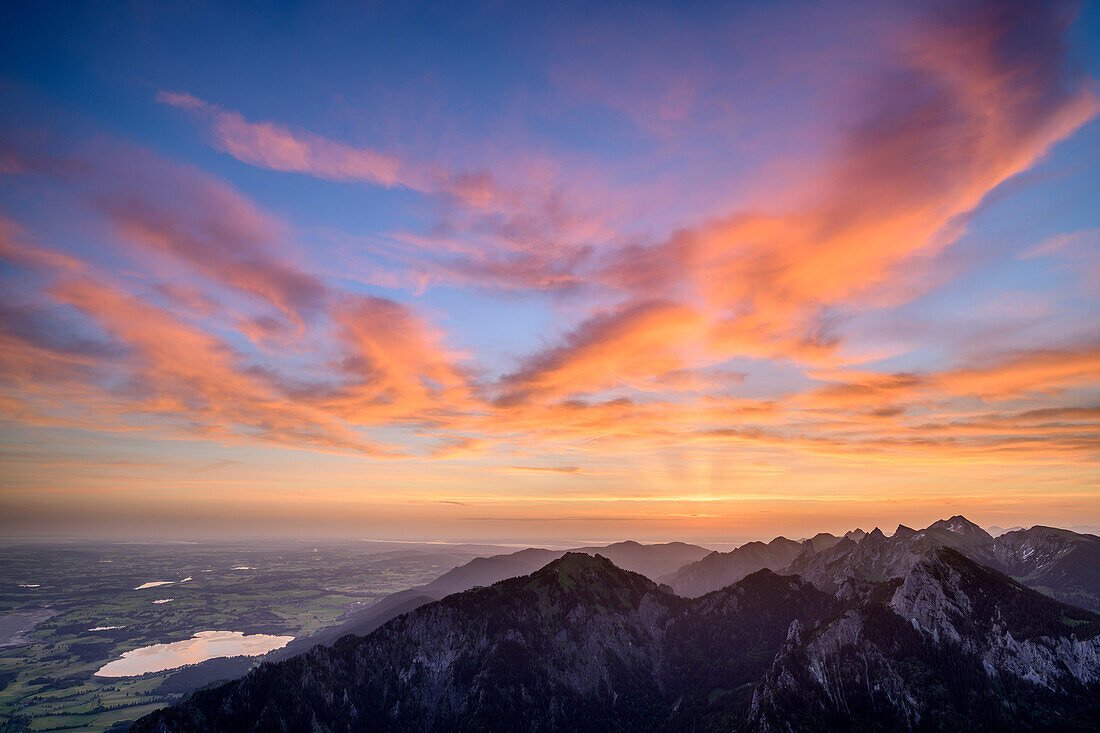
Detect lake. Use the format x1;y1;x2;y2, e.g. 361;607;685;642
95;630;294;677
0;609;57;648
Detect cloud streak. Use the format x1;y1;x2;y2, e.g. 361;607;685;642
159;91;416;189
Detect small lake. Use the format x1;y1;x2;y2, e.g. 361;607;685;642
0;609;58;648
95;630;294;677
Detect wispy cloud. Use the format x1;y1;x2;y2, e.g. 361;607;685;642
505;465;584;475
158;91;416;189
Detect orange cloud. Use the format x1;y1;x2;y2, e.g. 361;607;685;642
511;0;1098;407
0;207;471;455
497;301;705;404
938;347;1100;398
48;275;385;454
644;0;1092;343
803;346;1100;412
309;294;474;424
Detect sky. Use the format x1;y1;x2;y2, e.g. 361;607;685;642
1;0;1098;543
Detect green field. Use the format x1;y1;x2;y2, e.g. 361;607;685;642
0;541;485;732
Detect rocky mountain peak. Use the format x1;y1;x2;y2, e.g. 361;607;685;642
926;514;992;541
893;524;916;539
805;532;841;553
658;535;804;597
539;551;620;579
526;553;662;607
864;527;887;543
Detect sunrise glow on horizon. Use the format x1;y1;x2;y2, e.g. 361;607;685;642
2;0;1099;542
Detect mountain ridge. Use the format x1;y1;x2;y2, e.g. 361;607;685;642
265;539;710;661
132;533;1100;732
660;516;1100;612
658;536;803;597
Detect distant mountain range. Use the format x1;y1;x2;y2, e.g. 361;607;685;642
658;536;804;596
133;518;1100;731
665;517;1100;614
268;540;710;658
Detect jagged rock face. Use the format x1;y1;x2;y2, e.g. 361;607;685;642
748;549;1100;732
659;571;843;729
343;554;675;728
783;528;930;592
749;608;927;732
658;537;803;597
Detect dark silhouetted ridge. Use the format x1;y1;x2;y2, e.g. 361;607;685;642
134;520;1100;732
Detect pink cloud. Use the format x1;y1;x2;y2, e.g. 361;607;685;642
91;149;326;325
158;91;415;189
159;93;624;295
